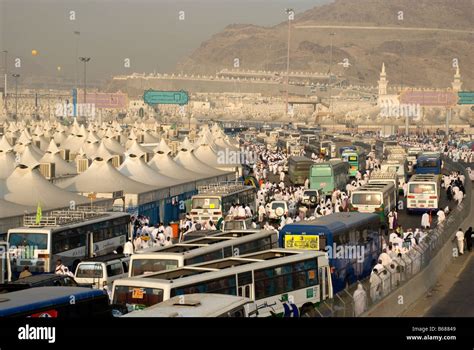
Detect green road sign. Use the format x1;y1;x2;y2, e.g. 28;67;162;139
143;90;189;106
458;91;474;105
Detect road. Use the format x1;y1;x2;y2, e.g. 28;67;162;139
426;254;474;317
294;24;474;34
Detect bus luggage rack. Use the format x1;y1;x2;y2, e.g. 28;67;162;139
197;181;247;194
23;209;108;227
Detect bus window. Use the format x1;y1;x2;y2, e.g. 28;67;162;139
409;184;435;194
131;259;179;276
113;286;164;309
352;193;382;205
9;232;47;250
192;198;220;209
76;263;103;278
107;262;124;277
311;167;331;177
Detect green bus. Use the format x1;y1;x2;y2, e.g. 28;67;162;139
309;160;349;197
288;156;314;185
341;150;366;177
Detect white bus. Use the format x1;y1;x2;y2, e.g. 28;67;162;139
190;182;256;223
7;210;130;276
112;249;333;317
123;294;257;317
407;174;441;213
349;182;396;222
380;160;407;186
368;171;399;197
129;230;278;277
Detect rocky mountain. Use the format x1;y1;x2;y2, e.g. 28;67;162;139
176;0;474;88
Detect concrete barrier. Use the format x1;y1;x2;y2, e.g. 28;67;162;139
363;158;472;317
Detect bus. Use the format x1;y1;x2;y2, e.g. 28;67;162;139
380;160;408;186
309;160;349;197
320;141;336;158
406;174;441;213
129;230;278;277
288;156;313;185
7;210;130;276
341;150;366;177
278;212;382;293
368;171;399;197
112;249;333;317
375;139;398;159
0;287;111;318
190;182;256;223
0;241;12;283
123;294;257;317
349;183;396;222
415;153;442;175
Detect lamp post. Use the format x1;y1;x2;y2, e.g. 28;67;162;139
12;73;20;118
74;31;80;90
285;8;294;116
79;57;90;107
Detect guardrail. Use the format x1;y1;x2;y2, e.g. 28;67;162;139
313;157;472;317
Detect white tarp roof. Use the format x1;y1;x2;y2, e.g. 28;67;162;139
2;165;89;208
118;154;181;187
148;152;202;181
58;158;156;194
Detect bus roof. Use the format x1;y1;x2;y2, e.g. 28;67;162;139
288;156;313;163
0;287;107;317
114;249;324;290
8;211;130;233
133;230;277;258
280;212;380;237
79;253;128;263
409;174;439;182
123;294;252;317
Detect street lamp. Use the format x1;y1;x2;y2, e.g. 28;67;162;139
79;57;91;106
74;31;80;90
12;73;20;118
285;8;294;116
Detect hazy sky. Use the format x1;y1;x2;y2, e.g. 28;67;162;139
1;0;329;81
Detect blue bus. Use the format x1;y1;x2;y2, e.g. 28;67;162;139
0;287;111;318
279;212;382;293
415;153;442;174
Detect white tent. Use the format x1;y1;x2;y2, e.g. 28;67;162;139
0;198;35;219
2;164;89;208
118;154;180;187
18;144;43;168
0;150;17;179
148;139;202;180
58;157;156;194
40;140;77;176
174;147;226;175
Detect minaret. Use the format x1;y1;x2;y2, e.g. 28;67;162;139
451;65;462;92
378;63;388;96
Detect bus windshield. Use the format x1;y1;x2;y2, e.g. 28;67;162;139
311;167;331;177
409;184;436;194
352;193;382;205
8;232;48;250
418;159;438;168
131;259;179;276
271;202;286;210
113;286;164;310
192;198;221;210
76;263;104;278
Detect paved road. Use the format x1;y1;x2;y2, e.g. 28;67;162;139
426;253;474;317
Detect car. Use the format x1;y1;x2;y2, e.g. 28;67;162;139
301;189;320;207
266;201;290;220
0;274;87;293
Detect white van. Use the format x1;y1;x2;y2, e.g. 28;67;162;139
74;254;130;290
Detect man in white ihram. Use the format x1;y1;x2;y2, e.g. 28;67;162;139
353;283;368;317
455;228;465;255
421;212;430;229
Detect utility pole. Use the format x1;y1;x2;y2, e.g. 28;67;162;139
285;8;294;116
79;57;91;106
12;73;20;118
1;50;7;113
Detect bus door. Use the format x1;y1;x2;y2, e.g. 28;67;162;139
237;271;253;299
85;231;94;258
319;266;332;300
0;242;11;283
